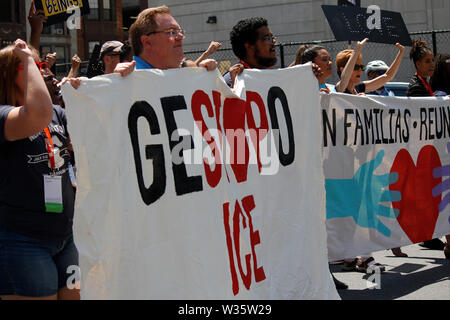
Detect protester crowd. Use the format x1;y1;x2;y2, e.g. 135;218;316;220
0;3;449;300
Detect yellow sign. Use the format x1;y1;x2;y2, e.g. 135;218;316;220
41;0;84;17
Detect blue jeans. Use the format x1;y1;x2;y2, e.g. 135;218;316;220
0;230;79;297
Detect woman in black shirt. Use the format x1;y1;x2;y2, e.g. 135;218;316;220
406;40;450;258
406;39;435;97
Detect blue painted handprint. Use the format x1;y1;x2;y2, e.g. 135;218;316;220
432;142;450;216
325;150;401;237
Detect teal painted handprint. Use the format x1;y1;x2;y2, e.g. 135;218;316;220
325;150;401;237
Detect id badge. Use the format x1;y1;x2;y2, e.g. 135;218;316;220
44;175;63;213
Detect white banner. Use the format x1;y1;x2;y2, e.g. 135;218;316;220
322;93;450;261
62;65;339;299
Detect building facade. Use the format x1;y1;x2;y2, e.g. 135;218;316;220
0;0;27;48
24;0;77;68
149;0;450;52
12;1;135;65
149;0;450;81
2;0;449;80
77;0;123;61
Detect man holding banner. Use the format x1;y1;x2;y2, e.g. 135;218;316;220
223;17;322;89
129;6;217;71
222;17;347;289
223;16;278;88
61;6;341;297
57;4;450;299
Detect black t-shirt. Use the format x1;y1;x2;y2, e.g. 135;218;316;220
0;105;75;242
344;83;366;94
407;74;432;97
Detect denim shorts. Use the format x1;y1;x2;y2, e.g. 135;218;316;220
0;230;79;298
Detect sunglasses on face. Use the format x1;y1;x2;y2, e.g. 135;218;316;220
354;64;366;71
16;61;47;71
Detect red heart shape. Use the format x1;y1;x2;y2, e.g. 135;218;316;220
390;146;442;243
223;97;250;183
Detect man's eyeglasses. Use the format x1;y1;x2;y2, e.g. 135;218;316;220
259;34;277;43
147;28;185;38
354;64;366;71
16;61;47;72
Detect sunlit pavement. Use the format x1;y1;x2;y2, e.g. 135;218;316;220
330;237;450;300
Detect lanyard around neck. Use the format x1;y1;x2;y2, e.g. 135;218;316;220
239;60;252;69
43;127;56;170
416;73;434;96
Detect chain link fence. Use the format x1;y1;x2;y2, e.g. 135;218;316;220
55;29;450;83
54;61;89;79
184;29;450;85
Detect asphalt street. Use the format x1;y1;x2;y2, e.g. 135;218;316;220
330;237;450;300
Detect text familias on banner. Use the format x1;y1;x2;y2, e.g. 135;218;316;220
323;105;449;147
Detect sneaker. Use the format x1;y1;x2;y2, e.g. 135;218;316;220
391;247;408;257
329;260;345;265
356;257;385;274
419;238;445;250
342;258;358;271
